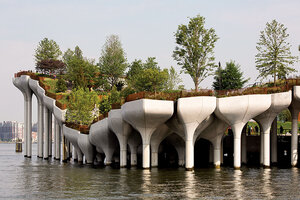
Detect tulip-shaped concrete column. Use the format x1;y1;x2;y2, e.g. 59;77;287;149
255;91;291;167
63;125;84;162
13;75;33;157
122;99;174;169
53;104;66;160
108;109;132;167
150;124;172;167
199;117;228;168
128;130;142;166
29;79;44;158
89;118;119;165
289;86;300;167
177;96;216;170
215;94;271;169
44;95;55;157
165;133;185;167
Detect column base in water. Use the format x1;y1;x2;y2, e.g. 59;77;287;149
185;167;194;171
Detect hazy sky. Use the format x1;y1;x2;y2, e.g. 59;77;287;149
1;0;300;122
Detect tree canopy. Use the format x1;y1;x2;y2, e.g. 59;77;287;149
63;46;99;89
66;88;99;126
99;35;127;89
173;15;218;91
34;38;63;73
166;66;183;91
255;19;298;83
34;38;62;64
127;57;169;93
213;61;249;90
36;59;66;75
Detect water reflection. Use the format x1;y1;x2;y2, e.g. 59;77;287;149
184;171;196;199
1;144;300;199
262;168;273;199
232;169;243;199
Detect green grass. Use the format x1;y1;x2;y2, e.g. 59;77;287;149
42;78;58;93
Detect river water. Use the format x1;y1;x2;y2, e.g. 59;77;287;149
0;143;300;199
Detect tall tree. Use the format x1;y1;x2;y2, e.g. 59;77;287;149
255;19;298;83
173;15;218;91
166;66;183;90
34;38;62;65
99;35;127;89
134;68;169;93
213;61;249;90
64;46;98;89
66;88;99;126
127;57;169;92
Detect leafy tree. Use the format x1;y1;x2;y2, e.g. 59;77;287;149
213;61;249;90
135;68;169;93
66;88;99;125
64;46;99;89
99;35;127;89
109;86;121;104
127;57;169;93
99;96;111;115
255;19;298;83
115;81;124;91
56;77;67;93
127;59;144;87
166;66;183;90
173;15;218;91
34;38;62;67
36;59;66;74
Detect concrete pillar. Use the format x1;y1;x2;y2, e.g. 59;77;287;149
263;127;271;167
260;131;264;165
212;138;222;168
220;139;224;165
54;120;60;160
241;131;247;164
233;124;243;169
26;96;32;158
43;106;49;159
77;147;83;163
130;146;137;166
151;151;158;167
120;147;127;167
57;125;61;160
23;99;27;157
185;138;194;170
62;135;67;162
37;101;43;158
142;142;151;169
185;123;198;170
271;119;277;164
73;146;78;162
53;118;57;159
291;109;299;167
67;141;71;160
48;112;52;157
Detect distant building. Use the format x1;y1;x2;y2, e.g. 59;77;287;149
0;121;24;142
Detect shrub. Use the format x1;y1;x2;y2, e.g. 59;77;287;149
120;87;136;98
109;86;121;104
99;95;111;115
56;78;67;93
66;88;99;126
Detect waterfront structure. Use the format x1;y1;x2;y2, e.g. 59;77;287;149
0;121;24;142
13;74;300;169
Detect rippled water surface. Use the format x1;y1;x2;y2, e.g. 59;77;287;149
1;144;300;199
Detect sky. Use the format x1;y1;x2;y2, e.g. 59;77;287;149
1;0;300;123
